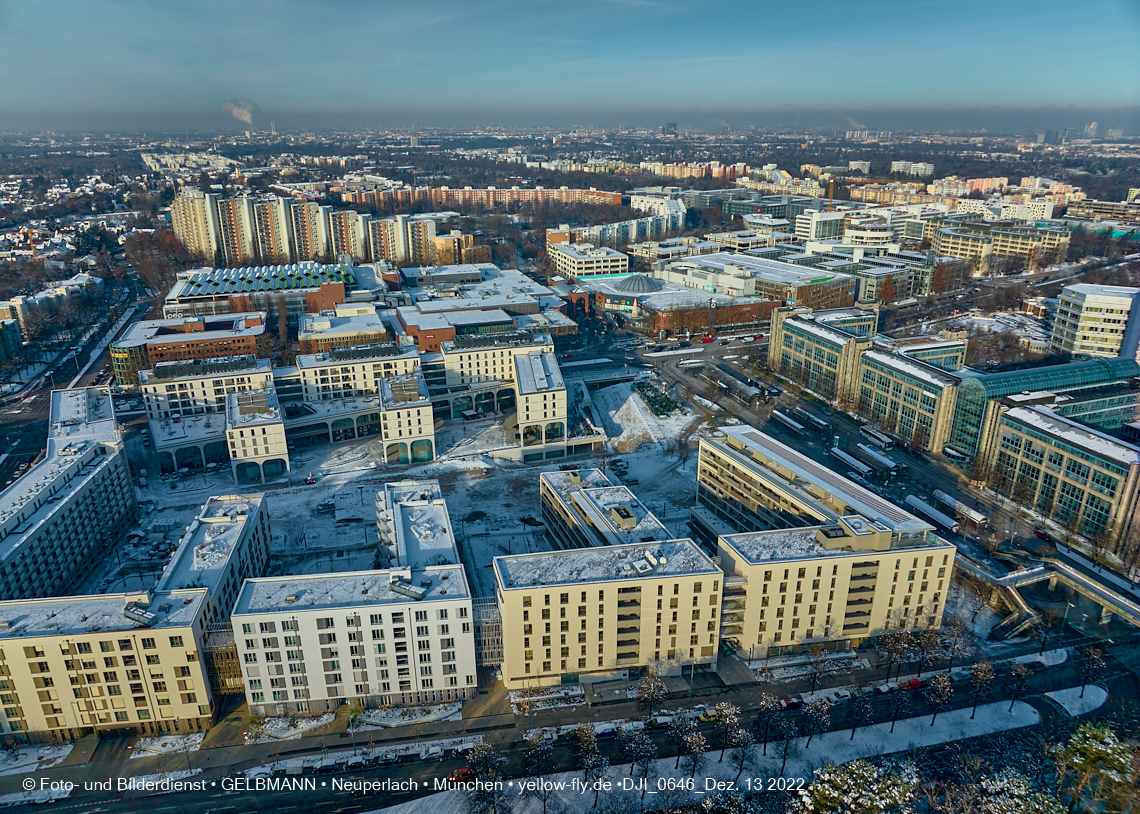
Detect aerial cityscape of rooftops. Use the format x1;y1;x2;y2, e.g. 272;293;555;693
0;2;1138;812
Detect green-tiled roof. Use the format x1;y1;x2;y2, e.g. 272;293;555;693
960;358;1140;399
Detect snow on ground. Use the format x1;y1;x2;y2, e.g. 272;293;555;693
591;381;696;453
370;699;1042;814
749;653;869;682
247;713;336;743
693;395;722;412
1015;648;1068;667
0;743;73;777
509;685;586;714
1045;684;1108;716
351;703;463;730
129;732;205;759
253;735;485;776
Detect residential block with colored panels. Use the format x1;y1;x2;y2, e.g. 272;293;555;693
112;312;267;387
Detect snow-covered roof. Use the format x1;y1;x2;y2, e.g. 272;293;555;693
862;349;957;389
495;539;719;589
232;566;470;616
1003;406;1140;467
114;312;267;349
783;315;854;347
0;590;207;638
0;389;122;556
297;310;386;339
712;427;932;536
226;388;282;428
157;495;262;594
664;251;856;287
515;351;565;395
378;480;460;569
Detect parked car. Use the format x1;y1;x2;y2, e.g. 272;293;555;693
875;684;895;694
697;710;718;723
780;697;803;710
900;679;925;691
649;714;675;728
1033;528;1054;542
446;768;474;783
719;340;729;345
702;337;716;343
830;689;852;703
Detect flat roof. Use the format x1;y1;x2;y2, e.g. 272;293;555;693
721;519;952;565
296;343;415;369
379;480;460;569
1060;283;1140;299
114;313;266;348
1003;406;1140;467
227;388;282;428
156;495;262;595
298;311;386;338
862;349;957;388
139;356;269;384
0;590;207;638
495;539;719;589
550;243;627;260
664;251;855;287
515;351;565;395
232;566;469;616
710;427;932;536
166;263;356;301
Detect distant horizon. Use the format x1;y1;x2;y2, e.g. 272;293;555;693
1;0;1137;133
2;105;1139;138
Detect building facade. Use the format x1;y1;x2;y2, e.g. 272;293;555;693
1049;284;1140;358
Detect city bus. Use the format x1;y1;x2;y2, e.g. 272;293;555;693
792;407;830;433
904;495;961;535
853;443;908;477
829;447;874;480
859;425;895;450
770;410;806;437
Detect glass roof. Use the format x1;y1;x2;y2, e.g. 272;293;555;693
962;358;1140;399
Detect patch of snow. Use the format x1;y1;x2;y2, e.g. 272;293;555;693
0;743;73;777
351;702;462;729
1045;684;1108;716
246;713;335;743
129;732;204;759
1014;648;1068;667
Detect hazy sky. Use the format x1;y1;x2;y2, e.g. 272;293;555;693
1;0;1138;131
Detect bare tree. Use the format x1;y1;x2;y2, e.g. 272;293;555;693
1078;646;1105;699
801;699;830;747
1008;662;1033;713
752;693;781;756
927;673;954;726
968;660;995;718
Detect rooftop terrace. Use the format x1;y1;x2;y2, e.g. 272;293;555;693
495;539;719;589
232;567;469;615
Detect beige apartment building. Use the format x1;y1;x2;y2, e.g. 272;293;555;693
539;468;670;550
0;589;214;742
225;391;291;485
717;516;955;658
437;331;555;388
494;539;723;690
139;357;274;420
296;344;420;402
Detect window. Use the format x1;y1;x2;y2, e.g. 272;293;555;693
168;636;183;648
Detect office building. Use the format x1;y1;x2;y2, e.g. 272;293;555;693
548;243;629;279
795;211;847;242
0;589;214;742
1050;284;1140;358
627;237;719;262
0;389;135;600
111;312;268;386
494;539;723;690
1057;199;1140;224
656;252;857;310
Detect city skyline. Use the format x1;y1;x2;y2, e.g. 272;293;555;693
0;0;1138;131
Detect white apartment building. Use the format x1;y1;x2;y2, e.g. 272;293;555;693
295;344;420;402
0;389;135;600
629;195;687;221
232;566;476;716
548;243;629;279
235;480;474;715
514;351;568;459
1050;284;1140;358
155;495;271;628
139;357;274;420
494;539;723;690
0;589;214;742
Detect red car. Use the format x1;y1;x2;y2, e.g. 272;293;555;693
900;679;924;691
446;768;474;783
560;354;573;360
702;337;716;343
719;340;729;345
1034;528;1054;542
781;697;803;710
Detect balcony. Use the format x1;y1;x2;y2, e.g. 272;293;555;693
617;613;641;622
848;586;875;595
721;624;743;635
616;639;639;648
617;600;641;608
616;651;639;661
849;574;878;582
842;622;869;632
617;626;640;635
722;598;746;612
845;610;871;619
845;598;873;607
722;611;745;624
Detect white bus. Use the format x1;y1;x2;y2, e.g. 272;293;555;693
859;425;895;450
829;447;874;480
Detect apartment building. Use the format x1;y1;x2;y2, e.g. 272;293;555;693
539;468;670;550
795;211;847;242
515;351;568;461
436;331;555;388
138;356;274;419
0;389;135;600
718;513;955;657
1049;284;1140;358
692;426;941;546
111;312;267;387
548;243;629;279
231;566;476;716
234;479;474;714
155;495;271;628
338;185;621;210
494;539;723;690
377;374;436;465
296;344;420;402
928;220;1070;268
989;404;1140;547
225;390;290;484
627;237;719;262
298;305;387;354
0;589;214;742
1066;199;1140;223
